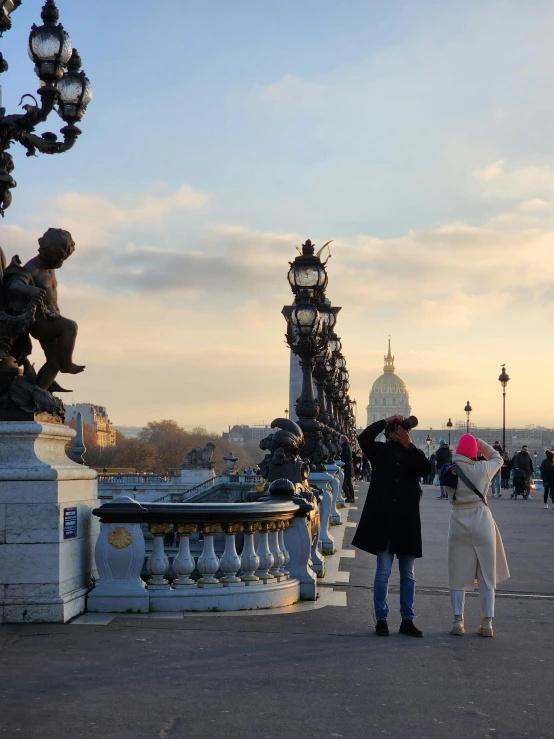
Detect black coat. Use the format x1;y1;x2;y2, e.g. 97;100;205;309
435;445;451;470
352;420;432;558
540;458;554;487
341;441;354;477
514;451;534;478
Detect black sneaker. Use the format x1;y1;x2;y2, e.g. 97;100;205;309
375;620;389;636
399;619;423;637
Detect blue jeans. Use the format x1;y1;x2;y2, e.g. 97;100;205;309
374;549;416;621
491;471;501;495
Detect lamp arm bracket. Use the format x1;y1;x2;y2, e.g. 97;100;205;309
11;125;80;157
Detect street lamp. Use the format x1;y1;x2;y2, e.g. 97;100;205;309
287;239;329;300
0;0;92;215
464;401;472;434
498;364;510;453
446;418;453;447
425;434;432;459
285;285;327;468
534;450;538;475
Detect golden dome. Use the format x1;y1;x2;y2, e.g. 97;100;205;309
369;339;410;398
371;372;409;397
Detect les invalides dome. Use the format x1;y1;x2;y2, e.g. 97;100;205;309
366;340;412;425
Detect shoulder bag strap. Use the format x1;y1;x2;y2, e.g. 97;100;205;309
452;463;488;507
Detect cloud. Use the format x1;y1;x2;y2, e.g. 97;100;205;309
475;160;554;200
37;183;212;247
256;73;327;110
6;174;554;430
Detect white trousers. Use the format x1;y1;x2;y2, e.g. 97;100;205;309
450;563;495;618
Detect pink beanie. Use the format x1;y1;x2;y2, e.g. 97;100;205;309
456;434;478;458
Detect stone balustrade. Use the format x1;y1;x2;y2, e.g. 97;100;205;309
88;480;319;613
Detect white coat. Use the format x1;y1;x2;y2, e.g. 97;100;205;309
446;439;510;591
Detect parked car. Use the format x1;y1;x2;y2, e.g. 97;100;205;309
530;478;544;492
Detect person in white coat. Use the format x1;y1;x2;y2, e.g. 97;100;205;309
445;434;510;637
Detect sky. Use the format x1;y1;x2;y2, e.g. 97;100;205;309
1;0;554;433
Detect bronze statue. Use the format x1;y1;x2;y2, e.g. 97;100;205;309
0;227;83;421
182;442;216;468
258;418;310;491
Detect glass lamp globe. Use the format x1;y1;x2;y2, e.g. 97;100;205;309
28;0;72;82
56;49;92;122
287;239;328;298
291;302;319;337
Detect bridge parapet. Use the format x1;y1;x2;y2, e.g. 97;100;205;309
87;481;319;613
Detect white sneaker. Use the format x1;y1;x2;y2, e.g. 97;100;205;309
545;504;549;509
528;495;533;500
477;617;494;637
452;616;464;636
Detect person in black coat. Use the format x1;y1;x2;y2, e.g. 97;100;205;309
352;415;431;637
513;445;535;497
539;450;554;509
340;435;355;503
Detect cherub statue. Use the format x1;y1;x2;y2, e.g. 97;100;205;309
3;227;84;391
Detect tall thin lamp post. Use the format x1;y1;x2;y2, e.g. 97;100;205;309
446;418;453;447
464;401;472;434
498;365;510;453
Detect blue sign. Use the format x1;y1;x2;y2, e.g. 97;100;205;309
63;507;77;539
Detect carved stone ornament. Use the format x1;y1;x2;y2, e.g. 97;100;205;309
222;522;243;534
149;523;170;535
242;522;261;533
201;523;222;534
174;523;198;535
108;526;133;549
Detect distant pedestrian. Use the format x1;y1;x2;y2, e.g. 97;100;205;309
340;434;355;503
354;449;363;481
428;453;437;485
445;435;509;638
500;450;511;489
434;440;452;499
362;454;371;483
353;415;431;638
490;442;503;497
513;445;534;499
539;450;554;510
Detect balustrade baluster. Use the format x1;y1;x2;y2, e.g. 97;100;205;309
147;523;170;589
240;522;260;582
255;522;274;580
172;524;198;587
279;521;291;576
268;522;284;579
197;524;222;586
220;524;243;584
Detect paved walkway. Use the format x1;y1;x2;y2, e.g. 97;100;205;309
1;483;553;739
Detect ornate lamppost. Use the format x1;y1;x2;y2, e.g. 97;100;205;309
464;401;472;434
498;364;510;453
446;418;453;447
284;289;327;467
425;434;432;459
0;0;92;215
285;240;330;468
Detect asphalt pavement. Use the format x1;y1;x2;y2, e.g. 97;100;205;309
1;482;553;739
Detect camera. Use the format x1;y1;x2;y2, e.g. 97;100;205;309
395;416;418;433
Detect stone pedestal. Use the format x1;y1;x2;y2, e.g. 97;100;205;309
180;466;216;490
0;422;99;623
